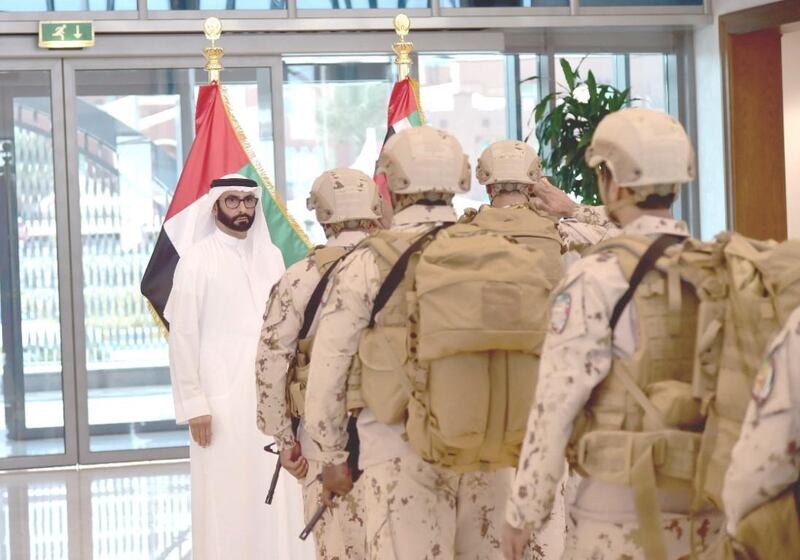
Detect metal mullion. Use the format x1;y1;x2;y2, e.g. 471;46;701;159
61;58;93;466
139;0;149;20
431;0;440;18
145;8;289;19
288;0;298;19
0;10;139;22
674;30;700;236
506;54;521;141
267;56;288;201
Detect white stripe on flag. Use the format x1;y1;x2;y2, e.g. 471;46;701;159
393;118;412;132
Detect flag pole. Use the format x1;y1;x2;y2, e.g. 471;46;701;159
203;17;224;84
392;14;414;80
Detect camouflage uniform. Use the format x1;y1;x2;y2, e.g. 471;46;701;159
507;215;723;560
722;305;800;534
256;230;367;560
306;203;514;559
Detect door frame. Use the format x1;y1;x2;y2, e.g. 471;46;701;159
0;58;79;471
62;54;285;465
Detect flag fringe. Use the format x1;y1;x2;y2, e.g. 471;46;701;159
218;84;312;250
145;298;169;338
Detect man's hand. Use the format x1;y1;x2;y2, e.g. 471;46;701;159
501;522;530;560
531;176;578;218
321;462;353;508
188;415;212;447
280;443;308;480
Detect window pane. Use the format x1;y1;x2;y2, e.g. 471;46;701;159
297;0;427;7
0;70;67;459
630;53;667;112
147;0;286;9
0;0;136;10
554;53;622;97
419;53;509;213
283;56;393;244
75;68;275;452
581;0;701;5
441;0;567;6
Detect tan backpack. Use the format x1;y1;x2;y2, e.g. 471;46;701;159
287;245;349;418
693;234;800;509
357;222;560;472
460;204;565;287
566;232;800;560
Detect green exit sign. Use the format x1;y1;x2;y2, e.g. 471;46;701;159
38;21;94;49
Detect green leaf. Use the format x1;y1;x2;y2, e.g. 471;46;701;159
560;58;576;92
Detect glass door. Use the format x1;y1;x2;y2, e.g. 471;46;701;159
62;58;282;463
0;60;78;470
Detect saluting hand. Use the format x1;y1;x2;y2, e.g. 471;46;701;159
530;177;578;218
321;462;353;508
501;522;530;560
188;415;212;447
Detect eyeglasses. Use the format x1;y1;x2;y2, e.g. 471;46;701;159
223;195;258;210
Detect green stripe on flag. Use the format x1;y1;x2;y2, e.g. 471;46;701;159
238;163;310;267
407;111;423;127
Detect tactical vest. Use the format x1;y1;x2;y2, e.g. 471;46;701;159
460;204;565;287
358;223;558;472
287;245;349;418
567;234;713;560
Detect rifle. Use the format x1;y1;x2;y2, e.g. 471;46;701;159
299;416;361;540
264;416;301;505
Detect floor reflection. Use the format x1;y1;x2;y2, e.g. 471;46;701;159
0;461;191;560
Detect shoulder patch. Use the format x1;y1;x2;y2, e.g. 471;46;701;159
550;291;572;334
751;355;776;405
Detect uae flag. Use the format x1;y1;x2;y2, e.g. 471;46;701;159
141;82;310;329
375;76;426;201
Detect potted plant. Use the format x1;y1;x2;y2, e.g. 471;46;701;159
527;58;632;205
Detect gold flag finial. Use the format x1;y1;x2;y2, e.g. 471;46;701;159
203;17;224;84
392;14;413;81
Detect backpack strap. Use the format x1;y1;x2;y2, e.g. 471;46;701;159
610;234;685;331
298;251;350;340
368;223;453;328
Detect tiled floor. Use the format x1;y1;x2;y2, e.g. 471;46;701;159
0;459;315;560
0;461;192;560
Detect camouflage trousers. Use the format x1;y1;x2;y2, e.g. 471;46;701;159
362;454;512;560
562;508;724;560
303;459;367;560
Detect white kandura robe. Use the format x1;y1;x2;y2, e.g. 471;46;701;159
166;229;312;560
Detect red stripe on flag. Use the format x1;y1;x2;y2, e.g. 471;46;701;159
386;77;421;128
164;84;249;221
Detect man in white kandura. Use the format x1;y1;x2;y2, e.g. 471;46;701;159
165;173;307;559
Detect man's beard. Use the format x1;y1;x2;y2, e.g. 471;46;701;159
217;211;255;232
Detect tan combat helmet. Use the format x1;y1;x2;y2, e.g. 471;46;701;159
377;126;470;195
586;108;695;189
306;168;382;224
475;140;542;186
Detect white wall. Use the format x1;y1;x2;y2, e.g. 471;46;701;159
783;30;800;239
